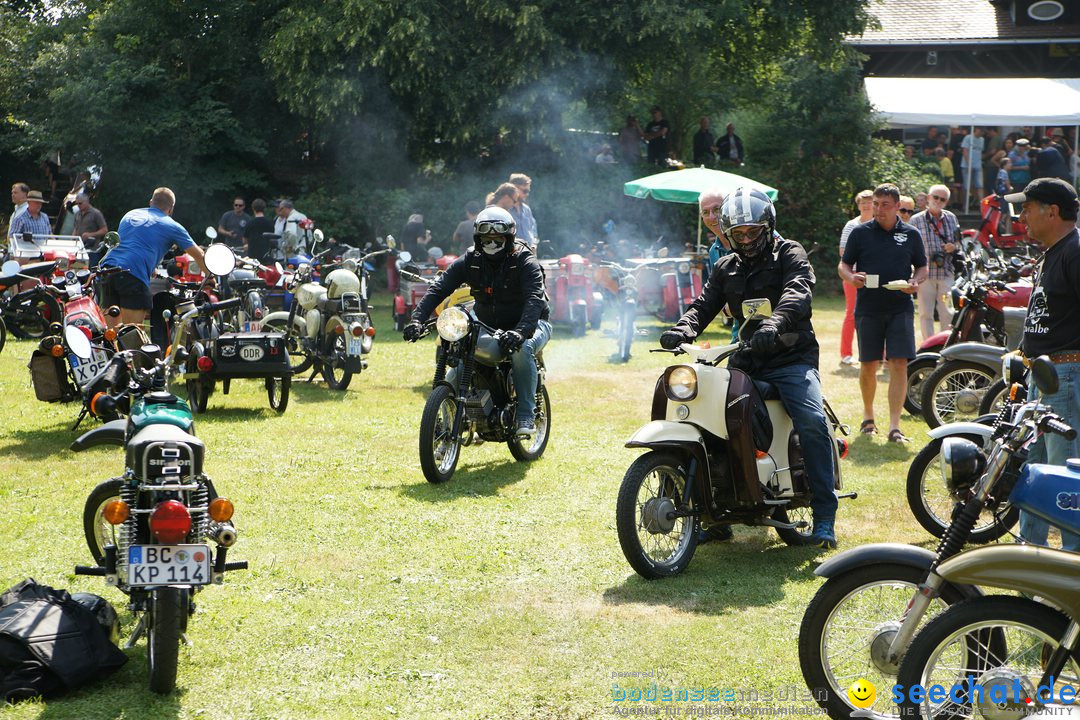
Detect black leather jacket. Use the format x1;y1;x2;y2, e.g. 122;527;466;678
669;235;819;372
412;241;550;337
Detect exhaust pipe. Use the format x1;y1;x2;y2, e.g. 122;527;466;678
209;522;238;547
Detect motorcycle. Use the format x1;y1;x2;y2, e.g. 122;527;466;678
415;303;551;484
919;337;1023;429
659;258;704;324
615;299;851;580
0;258;64;340
68;311;247;694
961;193;1038;266
798;355;1073;720
541;253;602;336
595;261;638;362
393;248;456;332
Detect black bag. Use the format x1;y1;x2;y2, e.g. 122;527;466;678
0;579;126;703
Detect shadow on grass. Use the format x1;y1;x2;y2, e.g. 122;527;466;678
843;433;915;466
5;419;84;460
602;533;821;614
398;458;529;501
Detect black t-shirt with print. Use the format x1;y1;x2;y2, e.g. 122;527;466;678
1022;228;1080;357
841;218;927;316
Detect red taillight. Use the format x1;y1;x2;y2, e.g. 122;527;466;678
365;326;375;337
351;324;363;337
149;500;191;544
254;307;264;320
837;438;849;459
196;355;214;372
78;325;93;341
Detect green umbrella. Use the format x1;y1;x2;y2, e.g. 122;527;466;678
623;166;779;204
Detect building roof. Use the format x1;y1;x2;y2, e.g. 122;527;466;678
849;0;1080;45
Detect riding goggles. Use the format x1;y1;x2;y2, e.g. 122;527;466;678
728;224;767;244
476;221;513;236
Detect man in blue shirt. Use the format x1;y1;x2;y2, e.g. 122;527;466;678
100;187;206;328
508;173;538;252
7;190;51;238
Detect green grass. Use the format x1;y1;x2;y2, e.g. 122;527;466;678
0;297;940;720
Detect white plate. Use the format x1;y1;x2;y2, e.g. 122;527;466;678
69;349;111;387
127;544;211;586
883;280;912;291
347;337;363;356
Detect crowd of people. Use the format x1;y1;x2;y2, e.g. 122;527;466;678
588;109;746;170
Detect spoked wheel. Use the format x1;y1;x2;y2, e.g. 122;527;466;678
905;436;1017;542
148;587;187;694
186;379;211;413
266;375;290;413
83;478;123;565
905;355;938;416
508;386;551;461
896;596;1080;720
978;377;1010;417
321;333;353;391
263;316;313;374
615;451;698;579
8;293;62;339
798;563;969;720
419;385;461;484
772;505;816;546
921;361;997;429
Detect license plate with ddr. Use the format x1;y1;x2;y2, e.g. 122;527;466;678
69;349;111;387
127;544;211;586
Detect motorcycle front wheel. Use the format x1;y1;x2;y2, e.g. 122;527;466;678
978;377;1009;417
904;355;938;416
8;293;62;340
508;386;551;461
262;316;314;374
148;587;187;694
0;315;6;354
321;333;353;391
921;360;996;429
798;563;969;720
896;596;1079;720
83;478;123;565
266;375;290;413
419;384;461;484
615;451;698;579
186;379;212;413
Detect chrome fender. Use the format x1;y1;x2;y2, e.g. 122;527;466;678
927;421;995;449
939;342;1005;373
813;543;980;600
626;420;704;449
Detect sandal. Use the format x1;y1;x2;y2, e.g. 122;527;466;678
888;428;911;443
860;419;877;435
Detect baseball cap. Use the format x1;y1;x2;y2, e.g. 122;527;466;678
1016;138;1030;146
1004;178;1079;211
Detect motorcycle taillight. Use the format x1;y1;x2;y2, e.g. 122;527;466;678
150;500;191;544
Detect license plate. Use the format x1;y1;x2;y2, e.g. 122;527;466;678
127;544;211;587
347;338;362;356
239;344;265;361
69;349;110;387
242;320;262;333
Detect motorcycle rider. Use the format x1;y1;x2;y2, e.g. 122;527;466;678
402;206;551;438
660;187;838;548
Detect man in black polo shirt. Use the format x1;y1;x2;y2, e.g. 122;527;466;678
1008;178;1080;551
839;183;928;443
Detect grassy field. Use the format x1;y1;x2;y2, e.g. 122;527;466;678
0;296;944;720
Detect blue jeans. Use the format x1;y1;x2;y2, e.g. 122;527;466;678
511;320;551;421
1020;361;1080;551
756;364;838;522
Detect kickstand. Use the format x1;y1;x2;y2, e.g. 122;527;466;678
71;406;88;431
125;613;148;649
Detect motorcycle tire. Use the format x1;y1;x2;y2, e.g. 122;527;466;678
148;587;186;694
905;435;1017;543
0;315;6;354
615;450;699;579
508;386;551;462
590;306;602;331
617;307;634;362
8;292;62;340
263;317;313;374
320;333;353;391
798;562;969;720
419;384;461;484
978;377;1010;417
83;478;124;565
920;360;997;429
895;596;1073;720
904;355;938;416
186;379;211;414
771;505;816;546
267;375;290;413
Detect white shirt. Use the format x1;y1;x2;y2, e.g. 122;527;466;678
11;202;27;220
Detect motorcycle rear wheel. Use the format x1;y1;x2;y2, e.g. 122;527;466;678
508;386;551;461
186;379;211;413
920;360;996;429
419;384;461;483
267;375;290;413
83;478;124;565
148;587;186;694
262;316;313;374
321;334;353;391
772;505;816;546
8;293;62;340
978;377;1009;417
904;355;938;416
615;451;698;579
0;315;6;354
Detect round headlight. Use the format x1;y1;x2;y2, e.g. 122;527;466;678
436;306;470;342
678;262;690;274
623;274;637;288
1002;353;1026;386
666;365;698;401
939;437;986;498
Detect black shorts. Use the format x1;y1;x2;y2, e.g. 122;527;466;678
101;271;152;311
856;312;915;362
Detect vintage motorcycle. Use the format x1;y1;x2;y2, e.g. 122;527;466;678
615;299;851;580
596;261;638;362
0;258;64;340
68;310;246;694
798;355;1072;720
416;303;551;484
541;253;602;336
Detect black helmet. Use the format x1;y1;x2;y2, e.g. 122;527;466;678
719;187;776;262
473;206;516;258
72;592;120;645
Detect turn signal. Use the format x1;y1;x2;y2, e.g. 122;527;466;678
837;438;850;459
50;343;65;357
209;497;235;522
334;325;345;335
104;328;117;342
957;297;966;308
196;355;214;372
103;500;130;525
365;326;375;337
149;500;191;544
755;449;768;459
1009;382;1021;402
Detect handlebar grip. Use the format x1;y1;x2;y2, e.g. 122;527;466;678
74;565;107;576
204;297;242;313
1042;416;1076;440
224;561;248;572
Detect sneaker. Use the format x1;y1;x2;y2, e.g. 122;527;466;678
697;524;734;544
809;521;837;549
515;418;536;439
840;355;855;365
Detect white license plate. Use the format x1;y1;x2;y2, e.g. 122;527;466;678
347;338;363;356
239;344;265;361
127;544;211;587
242;320;262;333
69;349;110;387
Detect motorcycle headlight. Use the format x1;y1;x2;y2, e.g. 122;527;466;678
665;365;698;401
940;437;986;498
570;262;585;275
622;274;637;289
1002;353;1026;386
678;262;690;274
436;306;470;342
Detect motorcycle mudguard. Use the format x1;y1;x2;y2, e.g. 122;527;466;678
912;351;941;368
936;545;1080;620
262;310;306;334
626;420;703;447
813;543;979;599
939;342;1005;372
918;335;947;354
927;421;995;447
69;419;127;452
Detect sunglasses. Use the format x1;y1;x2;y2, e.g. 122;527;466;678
476;221;512;235
899;209;915;215
234;203;245;208
930;195;949;202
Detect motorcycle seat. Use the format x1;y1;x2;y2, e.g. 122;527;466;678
752;379;781;402
0;260;58;287
125;424;205;478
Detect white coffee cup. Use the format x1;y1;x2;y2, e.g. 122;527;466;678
865;274;880;289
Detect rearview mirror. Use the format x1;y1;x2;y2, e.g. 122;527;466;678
741;298;773;320
1;260;19;276
205;226;218;241
428;246;444;260
65;325;93;360
398;251;413;264
385;234;396;249
103;231;120;249
203;243;236;276
1031;356;1059;395
313;229;324;243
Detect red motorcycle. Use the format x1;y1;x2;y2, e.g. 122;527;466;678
961;194;1039;264
392;250;457;331
541;253;602;336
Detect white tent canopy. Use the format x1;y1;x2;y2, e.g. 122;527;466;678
864;77;1080;126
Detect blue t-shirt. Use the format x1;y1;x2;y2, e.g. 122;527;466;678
841;218;927;316
102;207;194;286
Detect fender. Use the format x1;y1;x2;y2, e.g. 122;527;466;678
936;544;1080;620
939;342;1005;372
70;419;127;452
911;351;941;366
928;421;995;448
625;420;712;497
262;310;306;334
813;542;980;600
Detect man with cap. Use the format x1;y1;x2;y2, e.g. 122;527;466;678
1033;136;1073;184
7;190;51;239
1008;138;1032;189
1008;178;1080;551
